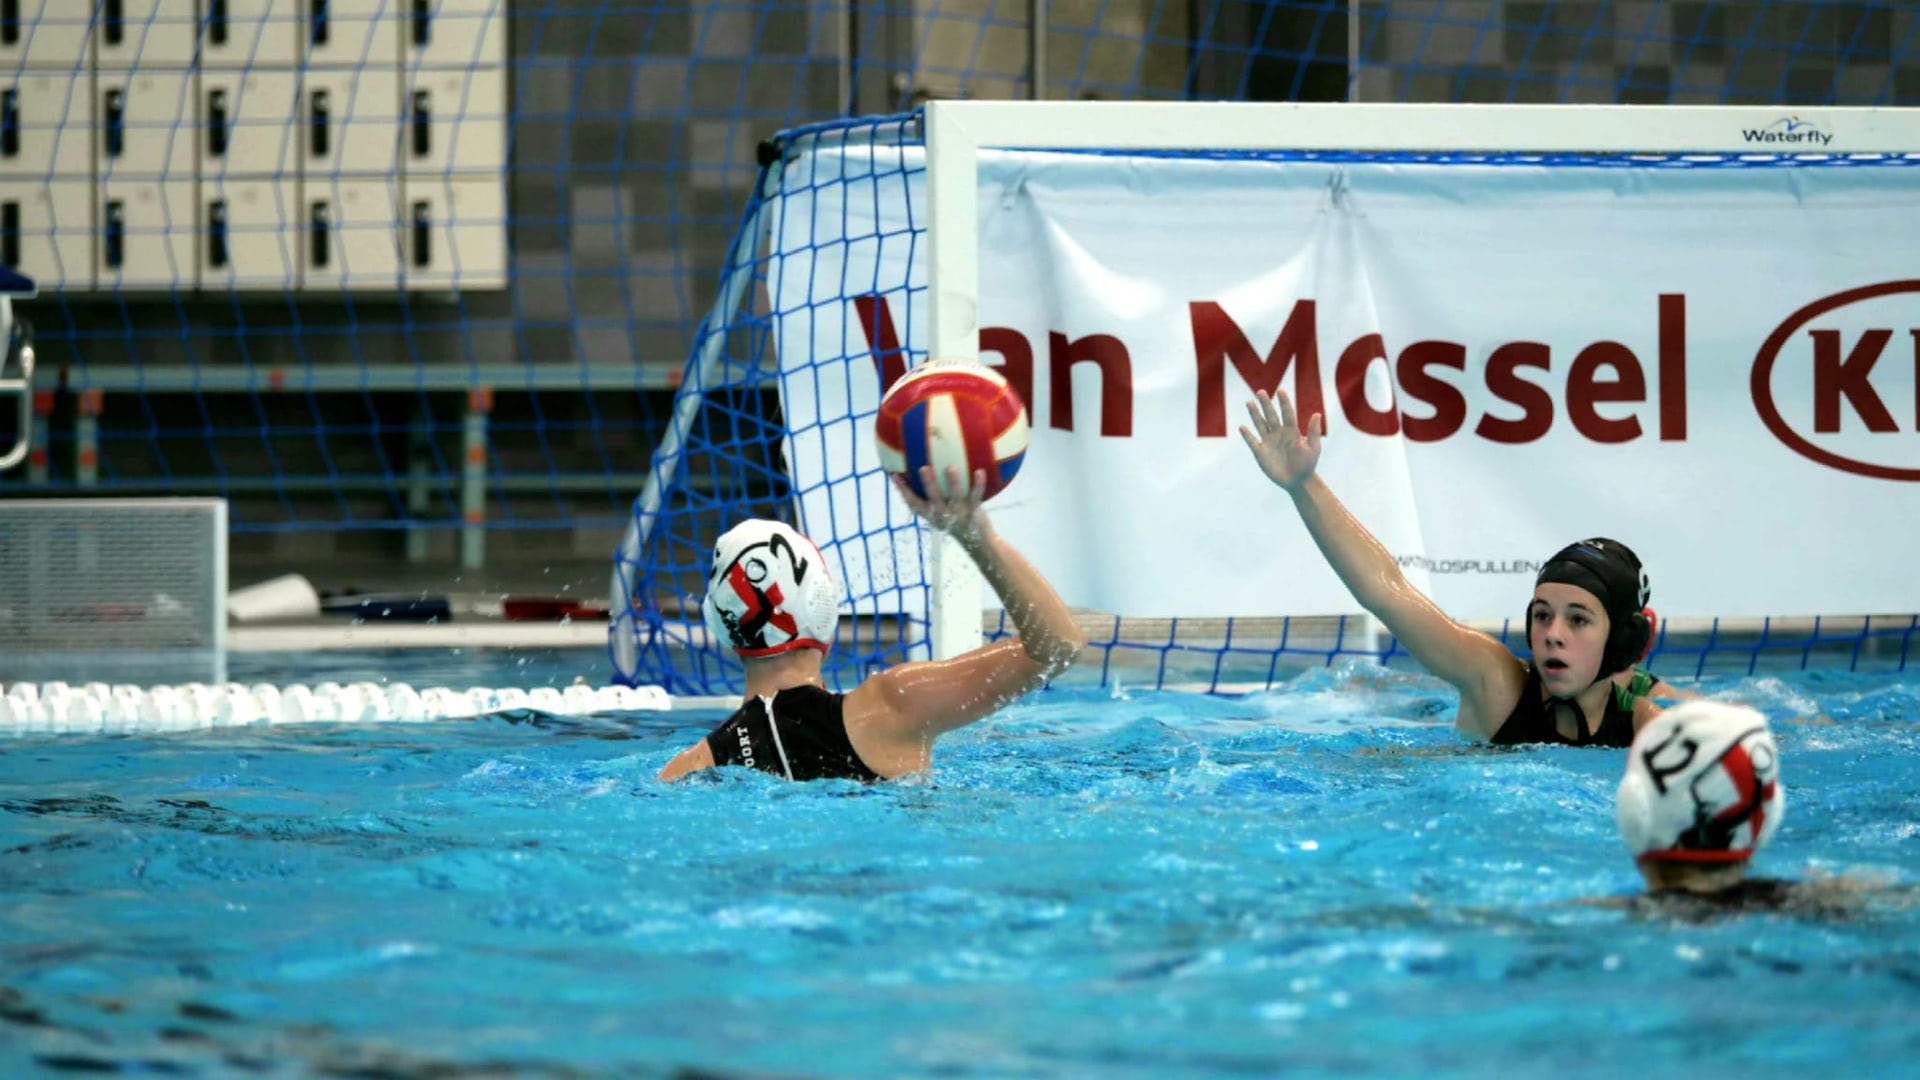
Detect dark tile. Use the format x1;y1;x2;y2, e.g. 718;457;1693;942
1618;63;1672;104
569;117;634;168
513;9;597;57
1454;65;1510;104
512;0;692;56
510;177;568;255
514;324;575;366
1673;2;1728;64
1725;2;1817;50
747;6;814;56
1505;1;1612;65
1506;70;1561;104
1725;48;1794;104
1887;64;1920;106
1783;64;1837;104
1834;3;1892;61
588;2;691;56
625;119;683;169
627;174;688;252
1399;67;1454;104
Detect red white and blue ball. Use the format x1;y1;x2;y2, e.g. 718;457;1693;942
875;359;1029;502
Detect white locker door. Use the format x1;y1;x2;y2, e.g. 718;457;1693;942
0;74;93;178
201;70;299;177
401;67;504;175
99;178;197;289
201;0;301;68
303;0;399;68
0;180;92;288
97;71;197;178
301;69;400;176
401;177;502;290
0;1;93;72
95;0;199;69
401;0;504;68
201;177;298;289
301;178;399;288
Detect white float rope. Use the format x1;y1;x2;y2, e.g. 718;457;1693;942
0;681;671;737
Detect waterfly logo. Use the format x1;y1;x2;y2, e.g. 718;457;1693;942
1742;115;1834;147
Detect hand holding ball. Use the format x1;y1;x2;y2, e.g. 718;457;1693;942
875;359;1030;501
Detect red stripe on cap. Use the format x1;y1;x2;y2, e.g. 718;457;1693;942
1637;849;1754;866
735;638;830;658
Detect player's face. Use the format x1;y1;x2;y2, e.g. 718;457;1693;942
1528;582;1610;693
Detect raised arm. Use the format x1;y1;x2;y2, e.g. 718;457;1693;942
846;466;1088;758
1240;390;1517;707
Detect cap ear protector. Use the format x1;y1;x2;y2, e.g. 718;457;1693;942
1531;538;1652;683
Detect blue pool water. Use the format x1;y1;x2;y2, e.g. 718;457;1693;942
1;655;1917;1078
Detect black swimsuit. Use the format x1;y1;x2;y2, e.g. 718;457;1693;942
1491;666;1643;748
703;685;883;782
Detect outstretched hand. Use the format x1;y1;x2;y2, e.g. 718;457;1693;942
893;465;990;544
1239;389;1324;493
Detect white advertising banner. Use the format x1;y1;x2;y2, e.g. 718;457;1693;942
770;146;1920;620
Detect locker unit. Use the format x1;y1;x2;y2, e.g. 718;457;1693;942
200;0;302;68
401;66;503;174
200;70;300;176
300;177;400;287
97;178;197;288
301;68;402;176
0;181;91;287
200;177;299;288
401;0;505;69
303;0;400;68
399;176;502;288
0;1;93;72
0;74;95;178
96;70;197;178
95;0;200;69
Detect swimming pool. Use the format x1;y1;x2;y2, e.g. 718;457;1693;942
2;655;1916;1077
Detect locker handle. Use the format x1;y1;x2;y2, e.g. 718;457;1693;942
1;200;18;269
411;200;430;268
104;0;123;46
1;89;16;158
208;200;229;269
310;0;328;47
208;88;228;157
410;90;430;158
105;200;125;269
104;88;125;158
208;0;228;46
309;200;330;269
411;0;430;47
309;88;330;158
2;0;18;47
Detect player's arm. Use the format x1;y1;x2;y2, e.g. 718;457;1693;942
657;738;715;782
1241;391;1519;721
848;467;1087;744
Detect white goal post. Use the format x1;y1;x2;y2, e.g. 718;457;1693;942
920;100;1920;660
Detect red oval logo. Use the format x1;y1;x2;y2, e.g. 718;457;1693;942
1751;280;1920;481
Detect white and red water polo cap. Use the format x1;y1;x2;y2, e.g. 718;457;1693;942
701;519;840;657
1618;701;1784;865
